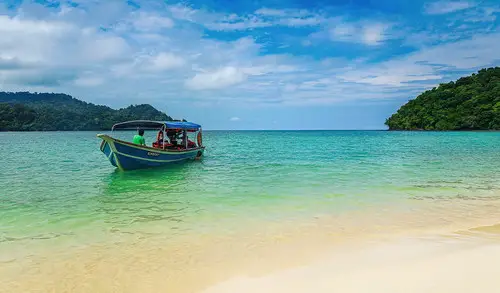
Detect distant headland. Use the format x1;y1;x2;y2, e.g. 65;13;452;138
385;67;500;131
0;92;173;131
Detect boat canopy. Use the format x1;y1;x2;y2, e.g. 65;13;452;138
164;121;201;130
111;120;201;131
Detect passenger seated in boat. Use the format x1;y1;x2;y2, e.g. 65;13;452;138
187;139;196;148
169;135;178;146
133;129;146;146
166;130;179;146
181;131;186;146
152;131;164;148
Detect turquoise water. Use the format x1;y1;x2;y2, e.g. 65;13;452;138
1;131;500;257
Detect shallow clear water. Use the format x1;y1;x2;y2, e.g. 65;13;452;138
1;131;500;257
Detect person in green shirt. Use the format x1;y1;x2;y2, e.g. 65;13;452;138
133;129;146;145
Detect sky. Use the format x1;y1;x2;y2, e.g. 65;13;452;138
0;0;499;130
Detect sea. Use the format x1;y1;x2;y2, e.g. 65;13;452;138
1;130;500;292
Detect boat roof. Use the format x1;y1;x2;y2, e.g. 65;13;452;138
111;120;201;131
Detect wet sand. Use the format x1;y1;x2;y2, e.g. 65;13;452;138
2;199;500;293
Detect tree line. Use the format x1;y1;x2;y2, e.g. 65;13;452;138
386;67;500;130
0;92;173;131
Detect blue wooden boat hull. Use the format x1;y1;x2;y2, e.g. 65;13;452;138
97;134;204;170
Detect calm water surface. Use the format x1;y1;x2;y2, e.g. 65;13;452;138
1;131;499;258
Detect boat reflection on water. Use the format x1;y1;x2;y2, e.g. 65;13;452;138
95;164;206;238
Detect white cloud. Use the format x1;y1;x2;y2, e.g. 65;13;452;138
206;16;271;31
254;8;287;16
0;14;130;70
146;52;185;71
169;4;197;21
0;15;69;35
362;23;389;45
424;1;475;15
461;6;500;22
403;31;462;48
132;12;174;31
196;7;325;31
331;23;355;37
79;34;130;62
339;32;500;87
254;7;312;18
74;76;104;87
329;21;392;46
302;39;313;46
279;17;322;26
229;117;241;121
283;84;299;92
0;16;71;64
186;66;247;90
409;32;500;69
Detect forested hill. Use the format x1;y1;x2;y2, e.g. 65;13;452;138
0;92;173;131
385;67;500;130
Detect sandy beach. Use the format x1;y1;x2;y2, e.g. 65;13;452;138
2;198;500;293
204;232;500;293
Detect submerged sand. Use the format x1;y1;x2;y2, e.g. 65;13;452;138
2;198;500;293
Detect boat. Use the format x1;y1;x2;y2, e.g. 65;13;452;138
97;120;205;170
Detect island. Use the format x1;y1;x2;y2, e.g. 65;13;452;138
385;67;500;130
0;92;173;131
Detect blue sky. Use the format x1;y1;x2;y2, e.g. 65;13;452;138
0;0;499;130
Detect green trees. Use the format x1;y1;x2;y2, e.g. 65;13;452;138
0;92;173;131
386;67;500;130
